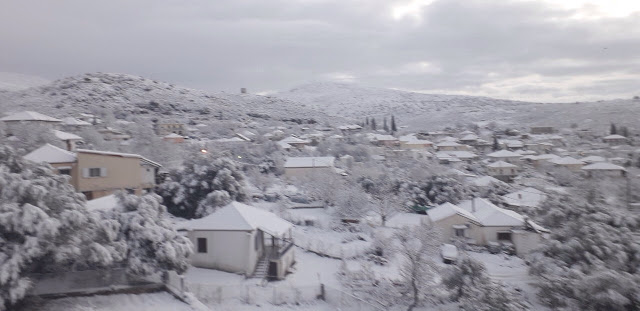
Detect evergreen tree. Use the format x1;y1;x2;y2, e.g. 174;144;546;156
610;123;617;135
492;136;500;151
383;117;389;132
365;117;369;126
371;118;377;130
391;115;397;133
621;126;629;137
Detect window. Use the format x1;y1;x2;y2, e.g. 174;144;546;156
497;232;512;241
197;238;207;253
454;228;466;237
89;168;101;177
58;168;71;175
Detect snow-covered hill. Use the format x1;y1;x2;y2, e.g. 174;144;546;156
0;72;50;91
0;73;336;125
276;82;640;132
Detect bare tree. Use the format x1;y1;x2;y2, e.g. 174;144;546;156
395;225;441;311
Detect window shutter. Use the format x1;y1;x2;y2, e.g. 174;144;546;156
82;168;89;178
100;167;108;177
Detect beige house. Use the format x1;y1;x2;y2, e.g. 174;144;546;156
178;202;295;280
487;150;522;164
1;111;62;134
284;157;335;178
436;141;468;151
154;123;186;136
400;139;433;150
24;144;161;200
487;161;518;182
548;156;585;171
581;162;627;178
163;133;186;144
426;199;549;256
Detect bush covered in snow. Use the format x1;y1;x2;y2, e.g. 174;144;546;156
157;152;248;219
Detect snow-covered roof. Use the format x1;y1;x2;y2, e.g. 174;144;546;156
280;136;310;144
487;150;522;158
603;134;627;140
427;202;479;223
488;161;517;168
548;156;585;166
178;202;293;237
436;151;477;160
76;149;161;167
533;154;560;161
470;176;508;187
61;117;91;126
284;157;335;168
458;198;525;227
277;141;292;149
24;144;77;164
0;111;61;122
398;134;417;142
338;124;362;130
371;134;397;141
579;155;606;163
403;139;433;145
581;162;626;171
502;187;547;208
438;136;458;143
436;141;463;147
164;133;185;138
53;130;82;141
460;134;479;141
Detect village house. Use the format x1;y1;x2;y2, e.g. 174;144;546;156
154;122;186;136
547;156;585;171
98;127;131;141
425;198;549;256
525;142;553;153
530;126;554;134
162;133;186;143
60;117;92;131
486;149;522;164
502;187;547;211
487;161;519;182
338;124;362;134
435;151;477;163
471;139;493;154
436;141;468;151
459;134;479;145
177;202;295;280
370;134;399;147
581;162;627;178
24;144;161;200
283;156;336;178
279;136;311;149
53;130;83;151
603;134;628;146
499;139;524;150
1;111;62;134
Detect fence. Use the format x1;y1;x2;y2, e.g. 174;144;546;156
29;269;159;296
323;285;388;311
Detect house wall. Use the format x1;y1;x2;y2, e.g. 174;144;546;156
490;156;521;164
50;162;79;189
187;230;261;276
76;152;143;198
284;167;334;178
428;214;484;244
438;145;467;151
480;226;519;244
488;167;518;177
140;164;156;190
511;231;542;256
271;246;295;279
4;120;60;134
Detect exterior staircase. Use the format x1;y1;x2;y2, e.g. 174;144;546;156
251;257;268;279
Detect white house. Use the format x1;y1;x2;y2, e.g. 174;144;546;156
603;134;628;146
426;198;549;256
487;150;522;163
1;111;62;134
487;161;518;182
53;130;83;151
436;141;468;151
279;136;311;149
581;162;627;178
284;156;336;178
178;202;295;280
502;187;547;210
547;156;585;171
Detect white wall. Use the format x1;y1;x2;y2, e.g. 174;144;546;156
188;230;260;276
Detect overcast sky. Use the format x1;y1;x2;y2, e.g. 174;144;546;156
1;0;639;102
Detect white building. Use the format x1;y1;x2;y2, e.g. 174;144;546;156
283;157;336;178
581;162;627;178
426;198;549;256
178;202;295;279
487;150;522;163
1;111;62;134
487;161;518;182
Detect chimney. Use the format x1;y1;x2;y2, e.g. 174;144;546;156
471;198;476;213
518;193;523;199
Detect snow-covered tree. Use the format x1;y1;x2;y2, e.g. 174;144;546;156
332;185;370;220
157;152;247;218
401;174;474;207
0;145;97;309
101;192;192;276
443;256;527;311
4;123;64;153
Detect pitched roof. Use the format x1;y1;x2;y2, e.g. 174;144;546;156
458;198;525;227
488;161;518;168
427;202;479;222
280;136;310;144
436;141;463;147
284;157;335;168
502;187;547;208
0;111;61;122
24;144;77;164
549;156;585;166
603;134;627;140
61;117;91;126
164;133;184;138
76;149;161;167
581;162;626;171
178;201;293;237
487;150;522;158
53;130;82;141
470;176;508;187
579;155;606;163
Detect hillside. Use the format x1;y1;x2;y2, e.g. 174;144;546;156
276;82;640;132
0;73;336;126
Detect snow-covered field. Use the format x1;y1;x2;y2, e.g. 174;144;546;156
22;292;194;311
